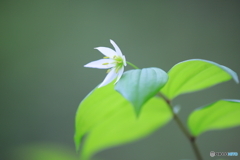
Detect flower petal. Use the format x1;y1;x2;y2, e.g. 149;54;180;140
98;68;118;88
115;67;124;84
94;47;117;58
110;39;123;56
122;55;127;66
84;59;115;69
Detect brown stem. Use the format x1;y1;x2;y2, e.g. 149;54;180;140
157;92;203;160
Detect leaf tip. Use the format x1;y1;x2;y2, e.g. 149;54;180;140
234;76;239;84
220;64;239;84
231;71;239;84
74;134;80;152
135;110;141;118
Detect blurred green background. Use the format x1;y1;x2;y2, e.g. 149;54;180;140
1;0;240;160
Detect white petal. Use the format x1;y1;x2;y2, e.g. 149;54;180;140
115;67;124;84
98;68;118;88
122;55;127;66
110;39;123;56
94;47;117;58
84;59;115;69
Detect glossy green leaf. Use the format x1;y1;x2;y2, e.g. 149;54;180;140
75;83;172;160
188;99;240;136
161;59;238;99
115;68;168;115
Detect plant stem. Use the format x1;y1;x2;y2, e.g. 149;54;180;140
190;137;203;160
157;92;203;160
126;61;139;69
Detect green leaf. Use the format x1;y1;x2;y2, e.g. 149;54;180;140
188;99;240;136
161;59;239;99
115;67;168;115
74;82;172;160
13;143;78;160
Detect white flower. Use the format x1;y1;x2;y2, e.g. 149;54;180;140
84;39;127;88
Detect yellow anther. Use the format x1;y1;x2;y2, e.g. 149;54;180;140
115;67;120;73
113;55;117;59
106;69;111;73
103;57;109;59
102;63;109;65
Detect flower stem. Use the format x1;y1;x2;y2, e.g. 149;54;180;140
157;92;203;160
126;61;139;69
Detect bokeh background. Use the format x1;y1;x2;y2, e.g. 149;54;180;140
1;0;240;160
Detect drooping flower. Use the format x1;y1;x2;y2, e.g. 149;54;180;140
84;39;127;88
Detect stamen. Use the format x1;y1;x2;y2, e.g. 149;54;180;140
115;67;120;73
102;63;109;65
103;57;109;59
106;69;111;73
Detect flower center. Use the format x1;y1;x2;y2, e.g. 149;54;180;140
113;56;124;73
102;56;124;73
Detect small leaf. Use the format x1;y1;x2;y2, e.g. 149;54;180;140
115;67;168;115
74;82;172;160
188;99;240;136
161;59;239;99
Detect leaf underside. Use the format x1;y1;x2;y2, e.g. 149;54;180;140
115;67;168;115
